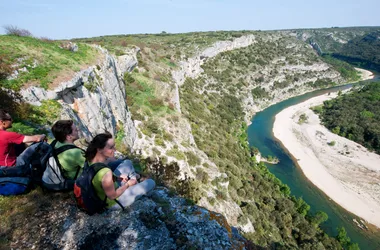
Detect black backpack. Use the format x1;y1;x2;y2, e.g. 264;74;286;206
73;162;124;215
41;140;83;191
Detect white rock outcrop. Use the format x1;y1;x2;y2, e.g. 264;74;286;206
172;35;256;112
20;48;138;149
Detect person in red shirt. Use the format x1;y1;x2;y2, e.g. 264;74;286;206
0;109;46;167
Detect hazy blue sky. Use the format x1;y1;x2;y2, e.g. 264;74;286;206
0;0;379;39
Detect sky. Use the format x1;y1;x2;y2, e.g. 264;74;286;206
0;0;379;40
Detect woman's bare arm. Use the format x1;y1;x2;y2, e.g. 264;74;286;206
101;170;129;200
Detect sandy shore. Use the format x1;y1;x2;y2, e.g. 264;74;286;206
273;69;380;229
355;67;375;81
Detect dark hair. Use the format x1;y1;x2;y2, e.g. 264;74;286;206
85;132;113;162
52;120;74;143
0;109;11;121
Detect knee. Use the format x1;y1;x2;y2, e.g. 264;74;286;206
145;179;156;190
118;160;134;169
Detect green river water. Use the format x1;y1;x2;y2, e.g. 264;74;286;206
247;75;380;249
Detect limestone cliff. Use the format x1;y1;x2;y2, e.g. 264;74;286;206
172;34;256;112
20;46;138;149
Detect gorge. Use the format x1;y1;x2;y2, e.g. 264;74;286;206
1;27;380;249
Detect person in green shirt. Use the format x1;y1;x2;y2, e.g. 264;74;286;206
51;120;85;180
85;132;155;209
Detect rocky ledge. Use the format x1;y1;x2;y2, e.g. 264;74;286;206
10;187;255;250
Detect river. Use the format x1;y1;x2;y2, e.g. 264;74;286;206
247;74;380;249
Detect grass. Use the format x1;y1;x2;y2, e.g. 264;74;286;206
0;35;99;90
125;71;174;118
5;99;62;137
0;187;72;249
166;148;186;161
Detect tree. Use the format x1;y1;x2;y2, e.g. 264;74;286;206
336;227;351;246
293;197;310;217
3;25;32;37
310;211;328;226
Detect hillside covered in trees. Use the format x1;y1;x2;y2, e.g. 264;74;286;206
292;27;380;71
317;82;380;154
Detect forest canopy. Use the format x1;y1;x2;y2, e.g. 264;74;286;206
318;82;380;154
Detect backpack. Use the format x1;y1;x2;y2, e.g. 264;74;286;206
41;140;83;191
0;142;50;196
74;162;124;215
0;177;31;196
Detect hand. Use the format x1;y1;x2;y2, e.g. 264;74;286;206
39;134;47;142
127;179;137;187
119;175;129;184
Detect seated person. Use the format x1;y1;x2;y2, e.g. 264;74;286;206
85;132;155;209
51;120;85;179
0;109;46;168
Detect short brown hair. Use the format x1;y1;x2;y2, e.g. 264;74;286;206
51;120;74;143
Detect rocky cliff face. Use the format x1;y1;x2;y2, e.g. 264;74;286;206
172;35;256;112
13;188;251;250
20;46;138;148
131;35;259;232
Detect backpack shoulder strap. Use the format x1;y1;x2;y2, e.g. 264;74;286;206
55;144;81;155
50;140;58;147
51;142;84;178
91;162;109;174
87;162;124;210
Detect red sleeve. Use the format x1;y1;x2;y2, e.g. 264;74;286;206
4;131;25;144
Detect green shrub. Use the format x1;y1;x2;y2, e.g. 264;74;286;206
154;136;166;147
9;122;38;135
251;87;270;99
124;72;135;83
208;197;216;206
167;147;185;160
327;141;336;146
152;147;161;156
185;151;201;166
298;113;308;124
311;105;323;114
195;168;209;184
163;131;174;141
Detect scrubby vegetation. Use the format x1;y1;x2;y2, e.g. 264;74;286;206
0;89;59;135
319;82;380;154
73;30;254;59
0;35;99;90
124;71;173;119
321;55;360;81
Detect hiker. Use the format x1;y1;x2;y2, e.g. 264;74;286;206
51;120;85;179
0;109;47;168
85;132;155;209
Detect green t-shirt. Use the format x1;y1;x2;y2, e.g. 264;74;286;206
91;165;119;208
55;141;86;180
